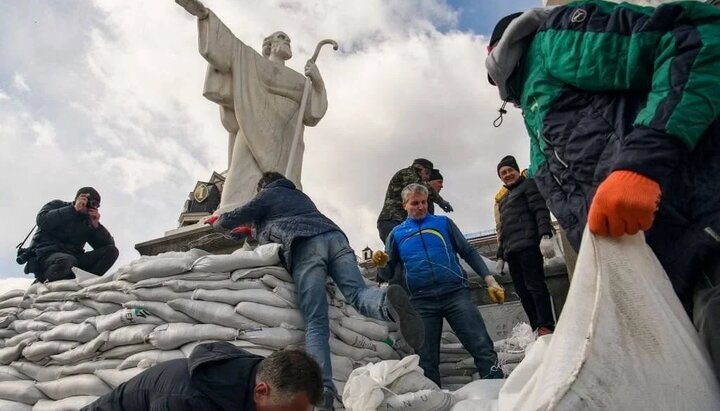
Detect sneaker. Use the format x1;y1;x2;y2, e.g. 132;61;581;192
385;284;425;350
537;326;554;336
315;391;335;411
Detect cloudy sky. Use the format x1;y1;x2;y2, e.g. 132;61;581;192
0;0;540;280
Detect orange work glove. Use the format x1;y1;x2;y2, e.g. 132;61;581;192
588;170;661;237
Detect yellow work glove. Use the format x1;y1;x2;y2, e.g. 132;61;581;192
485;275;505;304
372;250;389;268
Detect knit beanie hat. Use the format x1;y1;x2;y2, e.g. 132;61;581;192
497;155;520;176
429;169;443;181
412;158;434;170
76;187;101;203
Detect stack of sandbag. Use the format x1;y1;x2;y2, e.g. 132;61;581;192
0;243;407;410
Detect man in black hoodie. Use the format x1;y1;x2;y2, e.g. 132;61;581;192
83;342;323;411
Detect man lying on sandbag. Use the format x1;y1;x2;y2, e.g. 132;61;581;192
373;183;506;387
83;342;322;411
209;171;425;411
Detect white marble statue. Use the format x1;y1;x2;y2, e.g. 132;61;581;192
177;0;329;214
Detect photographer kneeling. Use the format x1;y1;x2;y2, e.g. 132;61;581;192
20;187;118;283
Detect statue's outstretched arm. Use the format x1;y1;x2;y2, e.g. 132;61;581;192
176;0;209;19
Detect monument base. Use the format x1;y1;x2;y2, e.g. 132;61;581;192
135;223;243;256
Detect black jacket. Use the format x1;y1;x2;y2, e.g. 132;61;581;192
83;342;263;411
26;200;114;271
496;177;552;259
219;178;342;269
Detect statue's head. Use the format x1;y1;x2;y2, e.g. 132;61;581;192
262;31;292;61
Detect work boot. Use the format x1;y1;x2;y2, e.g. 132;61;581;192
315;390;335;411
385;284;425;350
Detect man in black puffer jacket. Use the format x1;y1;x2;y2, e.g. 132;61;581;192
495;156;556;335
214;172;424;411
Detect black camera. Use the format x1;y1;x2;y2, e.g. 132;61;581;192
16;247;36;265
87;198;101;209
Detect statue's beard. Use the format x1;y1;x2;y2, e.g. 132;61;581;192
271;43;292;60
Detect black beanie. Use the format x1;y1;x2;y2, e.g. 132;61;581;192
487;12;523;86
497;155;520;175
429;169;443;181
412;158;434;170
76;187;101;203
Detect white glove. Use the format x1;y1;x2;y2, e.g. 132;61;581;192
539;235;555;259
495;258;505;275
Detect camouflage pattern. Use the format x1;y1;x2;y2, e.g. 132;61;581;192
377;165;445;222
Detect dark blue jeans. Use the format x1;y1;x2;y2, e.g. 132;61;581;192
412;287;502;386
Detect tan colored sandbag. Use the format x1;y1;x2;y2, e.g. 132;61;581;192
89;308;164;333
36;308;97;325
169;299;263;330
22;341;79;362
235;302;304;330
100;324;157;351
118;349;185;370
97;344;155;360
341;317;388;342
10;362;62;382
148;323;238;350
40;322;98;343
123;300;197;324
230;265;291;282
0;380;47;404
32;396;99;411
49;332;108;365
130;288;193;303
0;365;28;382
166;278;267;293
35;374;110;400
11;320;53;333
236;328;304;349
192;288;292;308
95;367;144;388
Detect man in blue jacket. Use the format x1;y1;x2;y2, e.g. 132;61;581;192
374;183;505;386
213;172;424;411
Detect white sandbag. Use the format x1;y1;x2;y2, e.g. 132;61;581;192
130;272;230;289
0;342;29;365
97;343;154;360
193;288;292;308
235;302;304;330
0;314;18;328
10;362;62;382
90;291;133;305
74;281;131;297
35;374;110;400
72;266;103;283
260;274;297;292
380;389;455;411
60;360;123;376
372;340;400;361
12;320;53;333
331;354;354;382
17;309;43;321
34;292;72;303
122;300;197;323
117;249;207;283
330;321;375;350
40;322;98;343
101;324;157;351
0;290;26;300
0;380;47;404
89;308;164;333
170;299;263;330
36;308;96;325
95;367;144;389
341;317;388;342
43;280;80;293
192;243;281;273
0;329;18;338
0;297;24;309
5;331;41;347
273;286;298;307
499;231;720;411
236;328;304;349
49;332;108;364
501;363;518;376
79;300;121;315
227;342;275;358
387;370;438;394
118;349;185;370
58;302;85;311
329;338;376;361
0;398;32;411
230;265;292;282
180;339;230;357
166;278;267;292
22;341;79;362
452;378;505;401
0;365;28;381
450;399;498;411
130;288;193;303
148;323;238;350
29;303;62;311
32;396;99;411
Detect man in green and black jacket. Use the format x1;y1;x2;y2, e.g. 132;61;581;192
486;0;720;374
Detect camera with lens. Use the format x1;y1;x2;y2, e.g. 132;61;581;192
87;198;101;209
16;247;36;265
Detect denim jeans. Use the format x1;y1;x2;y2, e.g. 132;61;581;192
291;230;389;394
412;287;502;386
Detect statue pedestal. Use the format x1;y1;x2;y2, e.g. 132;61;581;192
134;224;243;256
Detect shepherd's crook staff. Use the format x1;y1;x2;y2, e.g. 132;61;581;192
285;39;339;176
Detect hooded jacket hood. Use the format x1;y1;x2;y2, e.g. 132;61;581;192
486;8;552;105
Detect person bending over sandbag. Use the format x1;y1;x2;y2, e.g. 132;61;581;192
209;171;425;411
373;183;505;386
83;342;322;411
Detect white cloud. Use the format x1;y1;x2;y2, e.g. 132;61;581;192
0;0;531;279
0;89;9;100
13;73;30;92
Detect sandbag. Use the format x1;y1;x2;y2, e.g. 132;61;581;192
32;396;99;411
58;302;84;311
95;367;144;388
0;290;26;300
193;288;292;308
227;342;274;358
43;280;81;293
123;300;197;323
273;286;298;307
235;302;304;330
379;389;455;411
148;323;238;350
129;288;193;303
0;398;32;410
6;331;41;347
130;272;230;289
192;243;281;273
49;332;108;365
170;299;263;330
17;309;43;321
60;360;123;376
35;374;110;400
236;328;304;349
330;321;375;350
498;231;720;410
40;323;98;343
0;297;24;309
36;308;97;325
260;274;296;292
117;249;207;282
89;291;133;305
0;380;47;404
452;379;505;402
230;265;291;282
33;292;73;303
372;340;400;361
12;320;53;333
22;341;79;362
73;281;131;297
341;317;388;342
79;300;122;315
386;370;438;393
0;365;28;382
0;329;18;338
331;354;354;382
10;362;62;382
101;324;157;351
97;344;154;360
329;338;376;361
0;342;29;365
166;278;267;292
89;308;164;333
118;349;185;370
0;314;18;328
